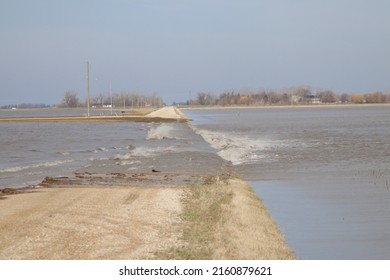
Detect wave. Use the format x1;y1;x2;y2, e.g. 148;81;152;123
146;124;177;140
134;146;175;157
56;151;70;156
89;156;109;161
112;153;133;160
79;147;108;154
193;128;274;165
116;160;140;166
0;159;74;173
112;146;176;160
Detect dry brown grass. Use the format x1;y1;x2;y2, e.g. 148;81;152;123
160;177;296;260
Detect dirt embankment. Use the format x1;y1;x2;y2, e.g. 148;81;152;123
0;175;295;260
0;106;188;123
146;106;187;120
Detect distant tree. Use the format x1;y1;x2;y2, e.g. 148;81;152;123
268;91;281;104
365;92;384;103
1;103;51;109
196;92;215;105
340;93;350;103
188;86;390;106
319;90;337;103
351;94;365;104
280;93;290;104
217;91;232;106
238;95;250;105
384;93;390;103
252;89;267;105
88;91;163;108
62;91;79;107
291;86;311;104
196;92;205;105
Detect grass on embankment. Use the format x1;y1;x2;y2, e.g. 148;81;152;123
159;176;296;260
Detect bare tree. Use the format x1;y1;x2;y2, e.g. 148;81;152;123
365;92;384;103
319;90;337;103
61;91;79;107
340;93;350;103
196;92;215;105
351;94;365;103
90;91;163;108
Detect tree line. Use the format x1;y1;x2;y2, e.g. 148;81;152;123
0;103;52;109
189;87;390;106
59;90;163;108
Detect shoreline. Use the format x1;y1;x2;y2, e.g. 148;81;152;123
180;103;390;110
0;106;295;259
0;106;188;123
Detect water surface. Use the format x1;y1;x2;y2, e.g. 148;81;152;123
2;106;390;259
185;105;390;259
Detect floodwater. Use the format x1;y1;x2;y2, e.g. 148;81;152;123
0;109;221;188
185;105;390;259
2;105;390;259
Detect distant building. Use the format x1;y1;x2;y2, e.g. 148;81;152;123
291;95;300;104
305;95;322;104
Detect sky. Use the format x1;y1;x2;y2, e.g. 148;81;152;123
1;0;389;105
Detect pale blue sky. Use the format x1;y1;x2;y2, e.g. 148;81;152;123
1;0;389;105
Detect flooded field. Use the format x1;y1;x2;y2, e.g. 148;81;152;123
2;105;390;259
185;105;390;259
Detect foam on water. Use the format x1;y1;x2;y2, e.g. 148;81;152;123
113;146;176;159
117;160;140;166
146;124;177;140
112;154;133;160
56;151;70;156
135;146;176;157
193;128;277;165
0;159;74;173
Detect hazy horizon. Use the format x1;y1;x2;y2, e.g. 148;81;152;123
1;0;389;105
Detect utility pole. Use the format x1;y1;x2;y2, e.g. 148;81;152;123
86;61;90;117
110;81;113;115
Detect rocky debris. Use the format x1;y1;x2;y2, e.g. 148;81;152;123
37;172;211;188
1;188;18;195
39;176;74;187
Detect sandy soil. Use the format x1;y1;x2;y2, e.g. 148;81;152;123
146;106;186;119
0;186;183;259
0;177;295;260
